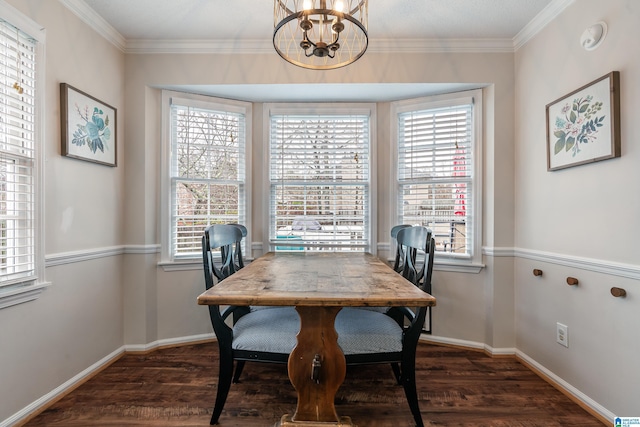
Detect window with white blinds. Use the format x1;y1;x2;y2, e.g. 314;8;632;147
168;97;248;259
0;19;36;288
396;95;478;258
269;113;370;252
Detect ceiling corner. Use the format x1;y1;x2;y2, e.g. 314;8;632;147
58;0;126;52
513;0;576;50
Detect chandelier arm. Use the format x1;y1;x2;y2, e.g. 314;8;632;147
328;31;340;51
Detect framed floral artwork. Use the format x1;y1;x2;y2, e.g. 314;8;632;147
60;83;117;166
546;71;620;171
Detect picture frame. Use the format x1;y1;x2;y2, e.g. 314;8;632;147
546;71;620;171
60;83;117;167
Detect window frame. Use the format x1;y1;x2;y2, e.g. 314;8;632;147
0;3;48;309
390;90;483;272
263;103;377;255
160;90;252;268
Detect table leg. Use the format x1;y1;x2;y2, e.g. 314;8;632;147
275;306;354;427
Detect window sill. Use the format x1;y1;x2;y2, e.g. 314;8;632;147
158;260;203;272
159;256;257;272
434;261;485;274
161;257;484;274
0;281;51;310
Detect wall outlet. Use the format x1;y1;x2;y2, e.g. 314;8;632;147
556;323;569;347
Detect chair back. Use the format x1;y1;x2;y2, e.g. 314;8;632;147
227;223;247;269
202;224;243;289
396;226;435;293
390;224;412;272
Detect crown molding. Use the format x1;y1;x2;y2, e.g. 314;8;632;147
369;38;515;54
58;0;126;51
513;0;575;51
125;37;517;55
125;38;274;54
59;0;573;55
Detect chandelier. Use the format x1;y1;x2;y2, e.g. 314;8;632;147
273;0;368;70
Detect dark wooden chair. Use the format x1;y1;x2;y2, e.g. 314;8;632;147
395;226;435;335
203;224;242;283
202;224;291;425
391;224;412;272
202;225;435;427
226;223;247;269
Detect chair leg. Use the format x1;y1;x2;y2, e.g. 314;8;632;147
400;362;424;427
233;360;246;383
423;306;432;334
390;362;401;385
210;349;234;425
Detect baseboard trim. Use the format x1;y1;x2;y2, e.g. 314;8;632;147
516;350;612;426
5;333;215;427
420;334;516;357
420;334;486;352
123;333;215;354
5;346;125;427
421;335;609;425
6;334;609;427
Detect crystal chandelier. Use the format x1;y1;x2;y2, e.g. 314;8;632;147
273;0;368;70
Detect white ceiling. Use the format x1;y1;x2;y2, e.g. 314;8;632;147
64;0;571;102
78;0;558;43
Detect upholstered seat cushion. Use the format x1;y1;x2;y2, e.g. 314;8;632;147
232;307;403;355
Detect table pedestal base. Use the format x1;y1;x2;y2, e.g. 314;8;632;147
275;414;355;427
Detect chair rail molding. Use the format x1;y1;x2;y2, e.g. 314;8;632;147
46;244;161;267
483;246;640;280
515;247;640;280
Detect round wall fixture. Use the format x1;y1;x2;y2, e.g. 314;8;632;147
580;21;607;51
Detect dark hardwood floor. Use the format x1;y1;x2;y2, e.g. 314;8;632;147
23;342;605;426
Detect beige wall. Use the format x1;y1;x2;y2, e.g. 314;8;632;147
3;0;638;424
514;0;640;417
121;50;516;349
0;0;126;422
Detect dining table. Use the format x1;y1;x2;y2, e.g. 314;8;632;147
197;251;436;427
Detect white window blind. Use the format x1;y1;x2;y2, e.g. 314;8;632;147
169;100;246;258
0;19;36;288
397;103;473;257
269;114;369;251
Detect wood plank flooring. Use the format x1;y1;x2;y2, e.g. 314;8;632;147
23;342;605;427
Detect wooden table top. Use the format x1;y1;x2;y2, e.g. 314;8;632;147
197;252;436;308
